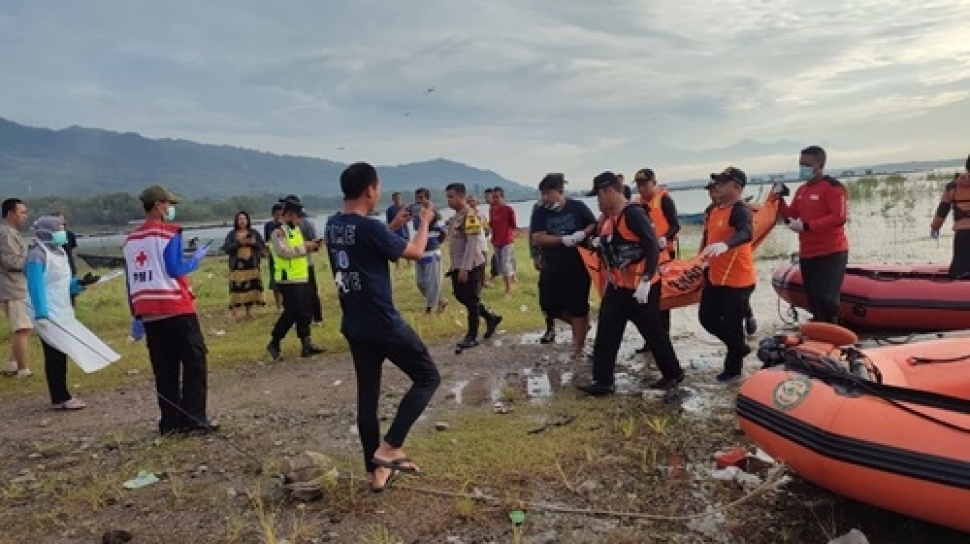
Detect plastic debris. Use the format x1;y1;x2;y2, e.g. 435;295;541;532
122;470;160;489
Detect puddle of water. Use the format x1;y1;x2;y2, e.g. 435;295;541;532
523;368;553;398
450;379;469;405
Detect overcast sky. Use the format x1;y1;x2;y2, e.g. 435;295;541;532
1;0;968;185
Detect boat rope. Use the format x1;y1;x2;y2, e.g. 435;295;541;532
848;268;963;283
338;464;790;522
870;334;917;345
783;351;970;434
775;297;799;326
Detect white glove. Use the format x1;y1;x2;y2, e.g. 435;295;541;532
633;280;651;304
657;237;667;249
702;242;729;257
562;230;585;247
787;218;805;233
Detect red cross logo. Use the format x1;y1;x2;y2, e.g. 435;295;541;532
135;249;149;268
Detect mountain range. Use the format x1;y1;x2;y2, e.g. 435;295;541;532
0;117;528;199
1;117;964;200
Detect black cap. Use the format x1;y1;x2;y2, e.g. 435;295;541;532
280;195;308;217
538;173;566;191
586;171;618;196
281;200;306;217
709;166;747;188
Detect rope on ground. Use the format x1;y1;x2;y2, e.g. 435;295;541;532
340;464;789;522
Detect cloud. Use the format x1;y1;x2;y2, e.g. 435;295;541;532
0;0;968;186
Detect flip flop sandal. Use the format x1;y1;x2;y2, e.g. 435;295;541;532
371;468;399;493
372;457;422;475
53;398;86;411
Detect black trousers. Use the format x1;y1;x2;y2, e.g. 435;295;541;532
144;315;209;434
308;266;324;323
699;284;755;375
347;325;441;474
635;282;671;345
451;265;486;338
592;283;683;386
40;339;71;404
800;251;848;323
272;282;313;342
950;230;970;279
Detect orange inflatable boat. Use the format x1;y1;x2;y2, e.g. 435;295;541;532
738;322;970;533
579;193;780;310
772;262;970;331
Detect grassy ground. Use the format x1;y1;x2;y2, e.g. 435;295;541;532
0;235;554;402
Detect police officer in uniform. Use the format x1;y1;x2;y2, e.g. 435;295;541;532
266;199;325;360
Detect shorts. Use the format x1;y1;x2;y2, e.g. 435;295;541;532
2;300;33;332
539;261;590;318
495;245;516;276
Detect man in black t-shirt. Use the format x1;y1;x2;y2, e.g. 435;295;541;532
529;173;597;358
325;162;441;493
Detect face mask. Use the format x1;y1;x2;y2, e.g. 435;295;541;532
545;201;564;212
799;165;815;181
50;231;68;246
165;205;177;221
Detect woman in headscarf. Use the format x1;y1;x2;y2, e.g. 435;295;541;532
24;215;87;410
221;210;266;319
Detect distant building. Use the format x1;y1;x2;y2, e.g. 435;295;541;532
840;170;856;177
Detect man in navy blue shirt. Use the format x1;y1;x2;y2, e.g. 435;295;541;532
325;162;441;493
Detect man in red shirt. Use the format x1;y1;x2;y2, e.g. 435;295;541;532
773;145;849;323
489;187;518;295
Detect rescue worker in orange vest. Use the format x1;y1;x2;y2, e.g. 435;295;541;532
699;166;756;382
930;154;970;278
704;180;758;335
634;168;680;336
577;172;685;396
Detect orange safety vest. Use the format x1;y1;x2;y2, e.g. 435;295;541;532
598;206;658;289
643;189;677;263
704;203;756;288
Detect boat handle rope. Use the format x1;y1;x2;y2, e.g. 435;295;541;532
783;351;970;434
909;352;970;364
849;269;960;283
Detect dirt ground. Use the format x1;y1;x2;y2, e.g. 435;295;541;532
1;294;968;544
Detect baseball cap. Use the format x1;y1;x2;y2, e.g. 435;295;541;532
709;166;747;188
139;184;181;204
281;200;306;217
586;171;619;196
